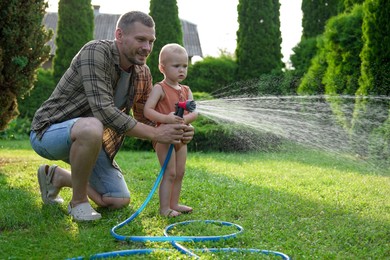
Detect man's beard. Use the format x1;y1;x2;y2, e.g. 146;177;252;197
128;51;149;66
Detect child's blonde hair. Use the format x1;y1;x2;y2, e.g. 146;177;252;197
159;43;188;65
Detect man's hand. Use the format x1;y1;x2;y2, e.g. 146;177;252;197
126;122;194;145
154;124;186;144
181;124;194;144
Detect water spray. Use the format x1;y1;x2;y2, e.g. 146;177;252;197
70;100;290;259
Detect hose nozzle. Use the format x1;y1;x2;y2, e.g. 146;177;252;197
174;100;196;118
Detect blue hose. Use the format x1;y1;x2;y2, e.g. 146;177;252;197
75;144;291;259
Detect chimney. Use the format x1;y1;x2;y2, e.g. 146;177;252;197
93;5;100;16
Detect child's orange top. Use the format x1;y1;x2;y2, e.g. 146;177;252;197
152;81;191;150
154;81;190;126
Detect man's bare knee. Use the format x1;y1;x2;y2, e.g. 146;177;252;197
72;117;103;141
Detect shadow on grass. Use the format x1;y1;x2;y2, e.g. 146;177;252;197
0;140;388;259
0;165;156;259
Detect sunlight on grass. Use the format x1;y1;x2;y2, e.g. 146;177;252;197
0;140;388;259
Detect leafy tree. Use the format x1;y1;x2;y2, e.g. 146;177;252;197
148;0;183;83
0;0;52;130
53;0;94;83
236;0;283;81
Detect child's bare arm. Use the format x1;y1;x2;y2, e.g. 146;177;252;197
183;90;199;124
144;85;165;123
183;112;198;125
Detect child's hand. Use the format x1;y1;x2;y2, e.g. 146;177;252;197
166;112;184;124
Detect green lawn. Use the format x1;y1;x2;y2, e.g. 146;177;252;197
0;140;389;259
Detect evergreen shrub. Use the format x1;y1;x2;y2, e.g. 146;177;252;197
188;116;281;152
185;55;237;94
0;117;31;140
122;137;153;151
368;113;390;167
257;70;301;96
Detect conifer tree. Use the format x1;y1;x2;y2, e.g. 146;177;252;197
319;6;364;133
291;0;341;75
53;0;94;83
148;0;183;83
0;0;52;130
343;0;365;11
358;0;390;96
236;0;283;81
323;5;363;95
351;0;390;158
301;0;342;38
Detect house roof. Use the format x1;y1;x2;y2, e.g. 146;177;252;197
42;11;203;58
181;19;203;58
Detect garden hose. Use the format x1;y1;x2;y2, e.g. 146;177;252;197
71;101;290;259
72;143;290;259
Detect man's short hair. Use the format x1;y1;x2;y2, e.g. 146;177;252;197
116;11;155;33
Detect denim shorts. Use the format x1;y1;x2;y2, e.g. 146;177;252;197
30;118;130;198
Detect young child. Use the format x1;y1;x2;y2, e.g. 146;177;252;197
144;43;198;217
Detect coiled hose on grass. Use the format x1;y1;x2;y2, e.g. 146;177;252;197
75;144;291;259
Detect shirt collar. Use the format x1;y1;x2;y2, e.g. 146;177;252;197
112;41;121;68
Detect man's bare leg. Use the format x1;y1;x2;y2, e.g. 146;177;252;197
50;167;130;209
68;118;103;207
47;117;129;209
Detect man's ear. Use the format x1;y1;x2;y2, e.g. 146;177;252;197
115;28;123;42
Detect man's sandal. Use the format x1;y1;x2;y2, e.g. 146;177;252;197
37;164;64;204
68;202;101;221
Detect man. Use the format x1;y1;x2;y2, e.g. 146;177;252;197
30;11;194;221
